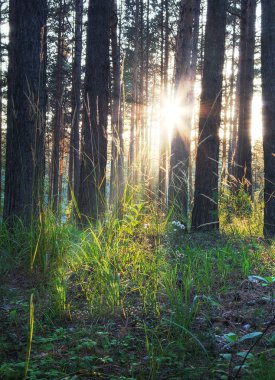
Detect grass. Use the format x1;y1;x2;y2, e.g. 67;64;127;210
0;193;274;379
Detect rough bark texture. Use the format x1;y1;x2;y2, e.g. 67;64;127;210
51;0;65;211
227;0;238;175
261;0;275;237
188;0;201;206
68;0;83;203
78;0;110;221
109;0;124;205
191;0;227;230
4;0;47;225
0;2;2;214
236;0;256;192
158;0;169;205
169;0;194;217
129;0;139;183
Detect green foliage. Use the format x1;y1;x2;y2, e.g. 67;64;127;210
220;187;263;236
0;197;274;379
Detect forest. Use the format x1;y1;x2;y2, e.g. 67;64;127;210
0;0;274;379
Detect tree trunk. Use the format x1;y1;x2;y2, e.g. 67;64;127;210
261;0;275;237
51;0;65;212
188;0;201;208
129;0;139;184
68;0;83;204
169;0;194;217
78;0;110;221
0;1;2;215
236;0;256;193
158;0;169;205
4;0;47;225
191;0;227;230
227;1;238;176
109;0;124;205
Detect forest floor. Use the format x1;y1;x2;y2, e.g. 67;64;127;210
0;207;274;379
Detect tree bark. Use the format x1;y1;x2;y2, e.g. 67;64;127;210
158;0;169;205
68;0;83;204
188;0;201;208
128;0;140;184
109;0;124;205
169;0;194;217
261;0;275;237
51;0;65;212
227;0;238;176
192;0;227;230
236;0;256;193
78;0;110;221
0;1;3;215
4;0;47;225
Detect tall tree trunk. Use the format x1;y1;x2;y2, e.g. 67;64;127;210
261;0;275;237
78;0;110;221
51;0;65;211
158;0;169;205
221;60;229;182
68;0;83;203
139;0;145;183
129;0;139;183
169;0;194;217
192;0;227;230
4;0;47;225
227;1;238;175
188;0;201;207
236;0;256;193
110;0;124;205
0;1;2;215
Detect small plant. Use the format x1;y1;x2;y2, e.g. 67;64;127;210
24;293;34;380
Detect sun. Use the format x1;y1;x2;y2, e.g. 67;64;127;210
161;98;191;143
160;92;262;145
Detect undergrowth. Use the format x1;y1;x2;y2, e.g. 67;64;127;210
0;192;274;379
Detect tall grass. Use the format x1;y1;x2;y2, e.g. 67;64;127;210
0;186;273;379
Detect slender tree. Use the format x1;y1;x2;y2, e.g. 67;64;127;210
4;0;47;225
261;0;275;237
227;0;238;175
158;0;169;204
235;0;256;192
129;0;140;183
50;0;65;211
188;0;201;205
68;0;83;203
78;0;110;220
0;1;3;214
169;0;194;217
192;0;227;230
109;0;124;205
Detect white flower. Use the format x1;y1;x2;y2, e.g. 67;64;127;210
172;221;185;230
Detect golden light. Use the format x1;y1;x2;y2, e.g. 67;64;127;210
251;94;263;142
161;98;189;140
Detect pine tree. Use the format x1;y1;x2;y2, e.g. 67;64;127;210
109;0;125;205
169;0;196;217
4;0;47;225
78;0;110;220
236;0;256;193
192;0;227;230
261;0;275;237
68;0;83;204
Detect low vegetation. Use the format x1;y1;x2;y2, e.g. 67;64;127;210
0;192;274;380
